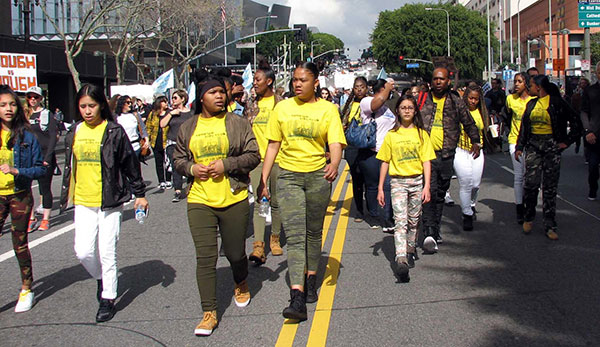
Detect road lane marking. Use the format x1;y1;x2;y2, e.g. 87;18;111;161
275;165;348;347
306;180;352;346
0;223;75;263
487;156;600;223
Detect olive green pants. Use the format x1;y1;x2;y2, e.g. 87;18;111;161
187;200;249;311
249;162;281;242
278;168;331;286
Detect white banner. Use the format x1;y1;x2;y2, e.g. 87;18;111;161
0;52;37;92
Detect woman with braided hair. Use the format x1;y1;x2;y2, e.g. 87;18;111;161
341;76;368;222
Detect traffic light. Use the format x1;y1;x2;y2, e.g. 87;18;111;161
294;24;307;42
399;55;404;62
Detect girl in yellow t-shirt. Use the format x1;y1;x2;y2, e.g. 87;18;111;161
376;94;435;282
172;72;260;336
258;62;346;321
454;85;491;232
0;85;46;313
340;77;368;223
504;72;533;224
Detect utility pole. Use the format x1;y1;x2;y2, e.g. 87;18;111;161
548;0;552;76
585;27;591;80
487;0;492;83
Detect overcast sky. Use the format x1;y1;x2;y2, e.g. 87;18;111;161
255;0;431;59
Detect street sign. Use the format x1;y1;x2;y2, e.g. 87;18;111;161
236;42;257;49
582;59;591;71
553;58;565;71
579;2;600;27
406;63;420;68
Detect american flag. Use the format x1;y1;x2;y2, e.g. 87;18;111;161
221;1;226;23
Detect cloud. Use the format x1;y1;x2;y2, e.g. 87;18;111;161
256;0;428;58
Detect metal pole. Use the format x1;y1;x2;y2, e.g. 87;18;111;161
499;0;503;66
527;41;531;68
509;0;513;64
487;0;492;82
584;27;591;80
518;0;521;68
23;0;31;53
223;11;227;66
425;8;450;56
548;0;552;76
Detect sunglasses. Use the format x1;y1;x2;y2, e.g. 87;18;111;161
126;101;132;104
26;95;41;100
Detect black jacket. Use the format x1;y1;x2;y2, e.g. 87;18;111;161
516;95;582;152
60;121;146;212
580;82;600;137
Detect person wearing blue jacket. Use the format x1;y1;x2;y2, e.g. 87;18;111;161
0;85;47;313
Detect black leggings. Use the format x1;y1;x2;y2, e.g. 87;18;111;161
153;140;171;184
37;155;55;209
166;145;183;191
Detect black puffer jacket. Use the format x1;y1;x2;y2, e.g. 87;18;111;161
60;121;146;212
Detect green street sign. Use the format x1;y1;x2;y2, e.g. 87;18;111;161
579;3;600;26
580;20;600;27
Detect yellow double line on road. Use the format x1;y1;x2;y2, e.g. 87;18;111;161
275;166;353;347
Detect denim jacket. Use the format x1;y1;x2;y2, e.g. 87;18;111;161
13;130;47;192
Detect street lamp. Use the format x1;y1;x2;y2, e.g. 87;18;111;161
517;0;522;68
254;15;277;71
527;38;551;70
310;40;322;59
425;7;450;57
93;51;108;95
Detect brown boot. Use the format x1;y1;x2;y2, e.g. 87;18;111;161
270;234;283;256
249;241;266;265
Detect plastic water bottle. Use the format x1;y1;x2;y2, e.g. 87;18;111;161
135;207;147;224
258;197;270;218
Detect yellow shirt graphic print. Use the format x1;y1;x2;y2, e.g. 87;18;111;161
507;94;534;144
530;95;552;135
430;96;446;151
187;114;248;208
73;121;107;207
376;127;436;177
0;130;16;196
253;95;275;161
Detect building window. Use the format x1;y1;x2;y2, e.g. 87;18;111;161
569;47;581;56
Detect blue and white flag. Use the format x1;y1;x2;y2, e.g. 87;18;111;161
152;69;174;96
377;67;388;80
186;82;195;109
242;63;253;91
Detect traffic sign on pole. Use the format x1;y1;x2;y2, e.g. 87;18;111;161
406;63;420;68
579;2;600;27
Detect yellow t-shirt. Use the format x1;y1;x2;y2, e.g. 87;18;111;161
227;103;236;113
348;102;362;125
376;127;436;177
506;94;534;144
266;97;347;173
252;95;276;161
458;109;484;150
187;114;248;207
73;121;107;207
530;95;552;135
0;130;16;196
430;95;445;151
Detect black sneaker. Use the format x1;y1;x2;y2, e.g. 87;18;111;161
516;204;525;224
172;192;181;203
282;289;307;321
462;214;473;231
407;253;416;268
471;207;477;221
305;275;318;303
96;280;103;303
394;259;410;283
96;299;116;323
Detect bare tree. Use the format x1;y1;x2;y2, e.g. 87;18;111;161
36;0;125;90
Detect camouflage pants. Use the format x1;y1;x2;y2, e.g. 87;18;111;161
278;168;331;287
0;190;33;286
523;135;561;228
390;176;423;260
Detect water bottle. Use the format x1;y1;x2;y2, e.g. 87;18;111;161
135;207;147;224
258;197;270;218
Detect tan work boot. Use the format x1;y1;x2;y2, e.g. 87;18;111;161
194;310;218;336
270;234;283;256
523;221;533;234
234;280;251;307
249;241;266;265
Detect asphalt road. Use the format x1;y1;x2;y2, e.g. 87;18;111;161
0;141;598;347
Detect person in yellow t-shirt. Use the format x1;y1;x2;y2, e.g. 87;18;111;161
258;62;346;322
453;85;491;231
376;95;434;282
503;72;533;224
60;84;148;323
515;75;582;240
340;76;368;223
244;64;283;265
173;72;260;336
0;85;46;314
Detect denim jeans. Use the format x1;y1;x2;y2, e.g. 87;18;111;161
357;149;393;227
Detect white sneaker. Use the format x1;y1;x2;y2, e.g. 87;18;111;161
422;236;438;254
444;192;455;206
159;182;166;190
35;204;44;215
165;182;173;189
15;289;34;313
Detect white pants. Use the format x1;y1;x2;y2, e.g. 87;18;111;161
74;205;122;300
509;143;526;204
453;148;484;216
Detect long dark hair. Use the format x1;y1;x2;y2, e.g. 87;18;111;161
368;79;387;94
513;72;530;95
115;95;131;116
74;84;114;123
393;94;425;135
0;85;30;149
462;84;490;129
341;76;368;126
152;96;168;112
532;74;561;98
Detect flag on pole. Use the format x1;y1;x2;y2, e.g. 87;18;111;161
242;63;253;91
186;82;196;109
151;69;174;96
221;1;226;23
377;67;388;80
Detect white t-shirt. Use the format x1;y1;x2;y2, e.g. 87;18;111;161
117;113;140;151
359;96;396;152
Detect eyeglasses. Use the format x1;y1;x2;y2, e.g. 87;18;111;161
26;95;41;100
399;106;415;111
